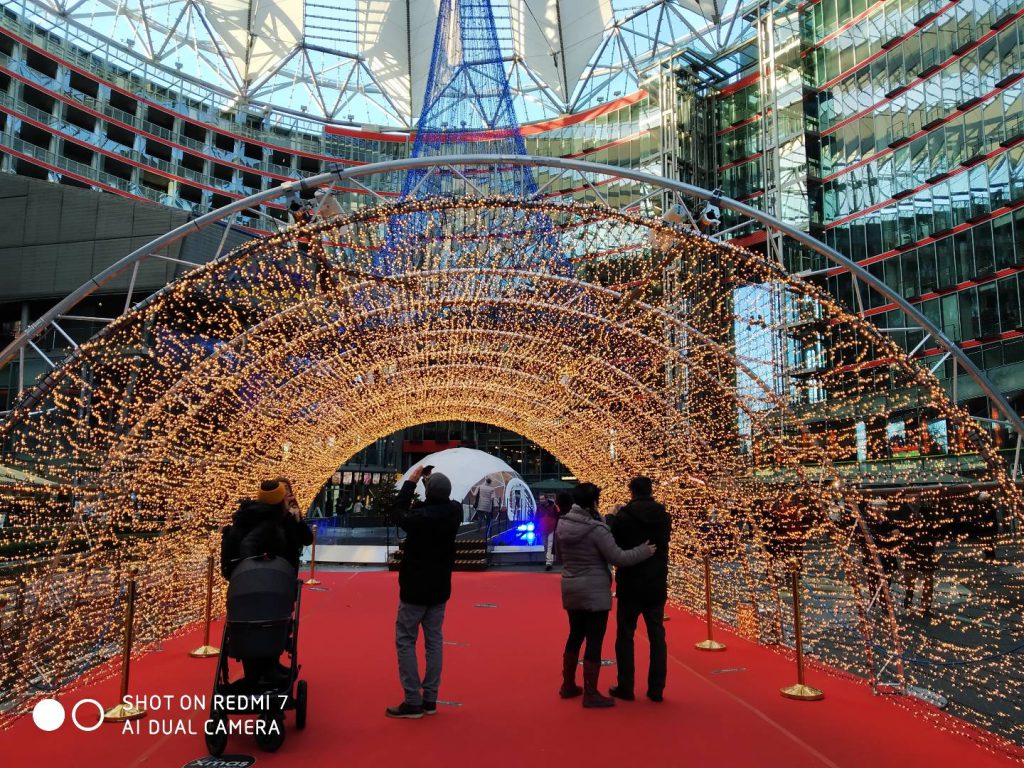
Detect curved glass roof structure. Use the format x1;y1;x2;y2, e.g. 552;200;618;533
13;0;755;126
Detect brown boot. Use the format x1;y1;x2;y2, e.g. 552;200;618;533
559;652;582;698
582;660;614;708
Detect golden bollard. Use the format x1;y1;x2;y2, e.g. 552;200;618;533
305;526;322;586
695;555;726;651
103;571;147;722
780;566;824;701
189;555;220;658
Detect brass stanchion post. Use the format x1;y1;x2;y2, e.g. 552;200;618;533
695;555;726;651
104;570;147;722
305;526;322;586
189;555;219;658
780;566;824;701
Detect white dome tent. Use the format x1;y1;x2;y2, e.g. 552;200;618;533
396;447;537;521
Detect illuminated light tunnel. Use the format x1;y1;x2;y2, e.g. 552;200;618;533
0;193;1022;747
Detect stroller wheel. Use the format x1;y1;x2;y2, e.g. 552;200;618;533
295;680;308;731
255;711;286;753
205;715;228;757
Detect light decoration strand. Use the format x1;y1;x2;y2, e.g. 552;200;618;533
0;197;1020;754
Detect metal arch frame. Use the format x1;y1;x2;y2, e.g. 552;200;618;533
2;153;1021;439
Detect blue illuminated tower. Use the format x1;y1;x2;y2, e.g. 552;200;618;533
402;0;537;199
373;0;568;277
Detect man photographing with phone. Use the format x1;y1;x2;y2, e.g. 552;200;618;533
386;464;462;719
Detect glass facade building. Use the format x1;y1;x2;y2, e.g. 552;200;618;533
708;0;1024;439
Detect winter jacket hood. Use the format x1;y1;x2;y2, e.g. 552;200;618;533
233;500;283;527
220;499;313;580
556;505;603;544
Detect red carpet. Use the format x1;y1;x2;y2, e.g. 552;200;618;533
1;570;1021;767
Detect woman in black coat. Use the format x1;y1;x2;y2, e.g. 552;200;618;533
220;479;313;579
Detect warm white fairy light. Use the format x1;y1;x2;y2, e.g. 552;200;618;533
0;197;1020;753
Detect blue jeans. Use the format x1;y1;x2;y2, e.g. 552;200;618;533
395;600;446;706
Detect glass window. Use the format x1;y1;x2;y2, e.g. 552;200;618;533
990;154;1011;209
949;170;971;225
1011;146;1024;203
965;106;984;159
954;229;974;282
978;38;999;93
868;260;887;308
879;205;899;250
978;282;999;337
1005;88;1023;144
957;42;980;99
823;0;838;32
921;297;941;329
994;212;1016;270
850;221;867;261
901;250;920;297
931;179;953;233
897;199;916;244
999;275;1021;330
865;217;884;255
969;163;991;219
983;97;1006;150
942;293;960;339
1005;337;1024;365
910;136;929;186
884;255;901;292
902;34;922;79
918;243;938;294
1014;207;1024;253
973;221;995;276
959;287;980;340
941;59;960;114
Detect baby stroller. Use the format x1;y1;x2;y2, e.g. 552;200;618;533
205;555;308;756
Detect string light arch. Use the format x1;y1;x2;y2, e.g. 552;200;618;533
0;166;1022;750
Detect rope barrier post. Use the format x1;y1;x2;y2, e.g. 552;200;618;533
780;565;824;701
103;570;147;722
695;555;726;651
189;555;219;658
305;526;322;586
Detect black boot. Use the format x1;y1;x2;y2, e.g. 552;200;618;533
609;684;634;701
582;660;614;708
559;652;582;698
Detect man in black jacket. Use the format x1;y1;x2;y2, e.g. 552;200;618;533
386;466;462;719
607;476;672;702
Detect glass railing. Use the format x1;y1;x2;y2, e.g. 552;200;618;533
3;13;345;156
0;131;154;199
0;131;282;231
0;90;282;194
3;40;407;175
